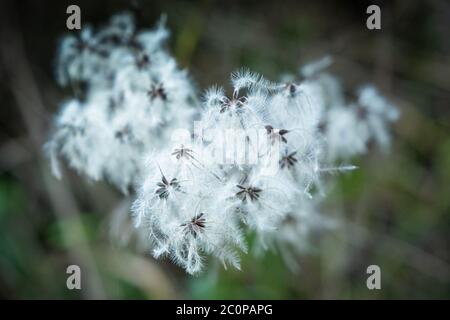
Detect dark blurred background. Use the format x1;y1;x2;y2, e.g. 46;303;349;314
0;0;449;299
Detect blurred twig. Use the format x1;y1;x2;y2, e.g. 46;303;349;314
0;0;106;299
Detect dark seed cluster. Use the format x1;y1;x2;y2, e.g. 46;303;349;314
236;185;262;202
181;213;206;238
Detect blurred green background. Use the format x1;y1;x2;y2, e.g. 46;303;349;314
0;0;449;299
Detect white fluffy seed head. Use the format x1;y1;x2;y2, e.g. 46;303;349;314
48;13;197;193
47;15;399;274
